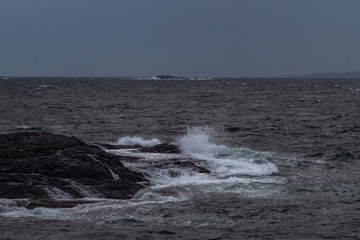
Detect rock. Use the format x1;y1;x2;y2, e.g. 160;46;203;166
103;143;209;174
140;144;181;154
155;75;177;79
0;132;147;208
96;143;142;150
164;160;210;174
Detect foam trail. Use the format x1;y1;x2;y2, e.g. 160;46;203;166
1;207;67;219
87;155;119;180
116;136;161;147
42;187;74;200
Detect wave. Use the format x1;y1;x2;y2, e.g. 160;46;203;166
112;126;281;201
15;125;48;131
0;127;283;221
116;136;161;147
178;126;278;176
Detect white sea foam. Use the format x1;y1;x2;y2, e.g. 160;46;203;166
0;128;282;220
116;136;161;147
0;128;283;221
42;186;74;200
178;126;278;177
179;126;228;156
134;191;186;203
69;181;102;198
189;77;214;80
16;125;32;130
15;125;46;131
1;206;67;219
88;155;119;180
110;126;280;200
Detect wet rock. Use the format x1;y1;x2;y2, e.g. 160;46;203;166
140;144;180;154
171;160;210;174
0;132;147;208
149;159;210;174
101;143;210;174
96;143;142;150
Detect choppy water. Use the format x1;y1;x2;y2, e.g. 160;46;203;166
0;77;360;239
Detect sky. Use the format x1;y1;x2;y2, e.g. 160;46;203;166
1;0;360;77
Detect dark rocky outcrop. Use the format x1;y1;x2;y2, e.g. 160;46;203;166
100;143;209;175
97;143;142;150
140;144;181;154
97;143;180;153
0;132;147;208
154;160;210;175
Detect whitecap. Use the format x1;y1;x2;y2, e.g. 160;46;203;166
109;127;280;200
178;126;278;177
116;136;161;147
1;206;67;219
16;125;32;130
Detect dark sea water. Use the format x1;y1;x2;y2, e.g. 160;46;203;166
1;77;360;239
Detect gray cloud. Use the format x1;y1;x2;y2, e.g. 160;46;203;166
1;0;360;77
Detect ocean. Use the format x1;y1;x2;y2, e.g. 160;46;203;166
0;77;359;239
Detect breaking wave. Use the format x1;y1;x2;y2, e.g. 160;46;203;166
111;126;281;202
0;127;282;221
178;126;278;176
116;136;161;147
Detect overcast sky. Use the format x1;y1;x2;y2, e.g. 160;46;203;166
1;0;360;77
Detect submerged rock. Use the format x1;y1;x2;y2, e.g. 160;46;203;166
0;132;147;208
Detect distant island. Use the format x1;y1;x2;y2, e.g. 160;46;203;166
277;72;360;78
1;72;360;80
155;75;178;79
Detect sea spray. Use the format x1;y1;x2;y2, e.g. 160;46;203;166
111;126;280;201
178;126;228;156
0;128;283;222
116;136;161;147
177;126;278;176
